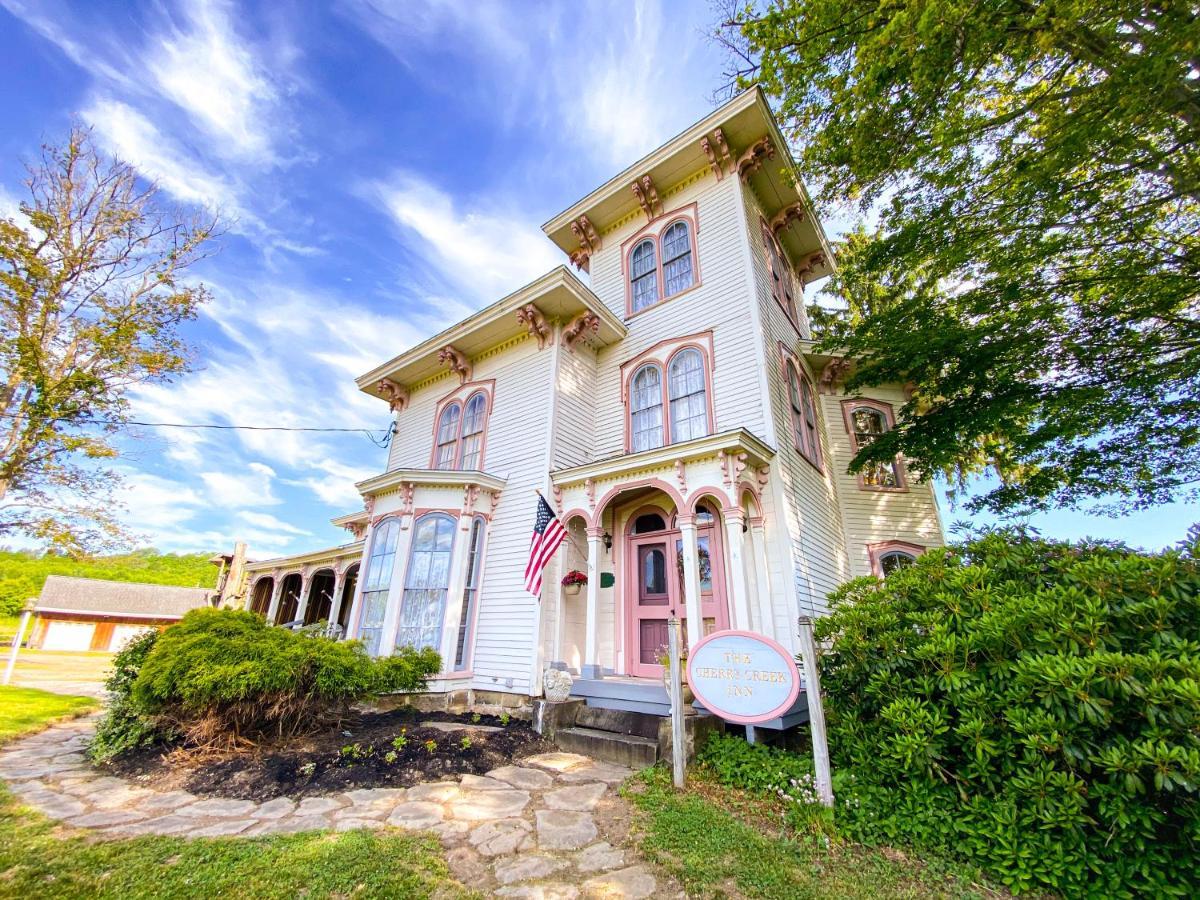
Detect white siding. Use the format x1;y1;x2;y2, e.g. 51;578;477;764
822;386;945;578
553;341;598;469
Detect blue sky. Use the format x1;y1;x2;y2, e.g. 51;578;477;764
1;0;1195;560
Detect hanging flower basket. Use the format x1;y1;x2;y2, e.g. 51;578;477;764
561;570;587;596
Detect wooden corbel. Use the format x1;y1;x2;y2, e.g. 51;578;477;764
461;485;479;528
770;203;805;238
818;357;852;395
376;378;409;412
437;345;472;383
515;304;552;350
736;136;776;180
569;215;600;273
796;250;827;281
631;175;662;221
701;128;732;179
561;310;600;352
675;459;687;494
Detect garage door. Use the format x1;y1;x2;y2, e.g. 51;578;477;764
41;621;96;651
110;625;154;651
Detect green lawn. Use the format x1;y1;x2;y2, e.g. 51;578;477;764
0;686;475;900
0;685;95;744
624;768;1004;900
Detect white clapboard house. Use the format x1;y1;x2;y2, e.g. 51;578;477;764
239;88;943;721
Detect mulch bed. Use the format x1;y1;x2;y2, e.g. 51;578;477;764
105;708;555;801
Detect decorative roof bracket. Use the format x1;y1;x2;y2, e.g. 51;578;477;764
437;345;472;383
515;304;552;350
631;175;662;221
561;310;600;352
770;203;805;237
376;378;410;412
569;215;601;272
736;136;776;180
701;128;733;180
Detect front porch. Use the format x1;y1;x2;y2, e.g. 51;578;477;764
544;428;782;686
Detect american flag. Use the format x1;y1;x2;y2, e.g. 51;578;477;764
524;494;566;597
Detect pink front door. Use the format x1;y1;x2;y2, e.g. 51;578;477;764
627;535;684;678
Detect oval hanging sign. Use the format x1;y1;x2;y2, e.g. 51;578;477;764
686;630;801;724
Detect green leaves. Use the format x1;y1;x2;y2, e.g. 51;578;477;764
818;527;1200;895
722;0;1200;514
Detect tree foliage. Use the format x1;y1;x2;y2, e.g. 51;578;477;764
0;548;218;616
718;1;1200;514
817;528;1200;896
0;127;218;552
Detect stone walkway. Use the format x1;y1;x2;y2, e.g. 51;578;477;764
0;717;678;899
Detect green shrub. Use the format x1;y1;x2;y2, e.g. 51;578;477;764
88;630;167;762
817;527;1200;897
698;732;813;794
132;608;440;748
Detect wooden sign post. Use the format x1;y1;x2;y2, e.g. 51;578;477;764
666;616;686;789
797;615;834;807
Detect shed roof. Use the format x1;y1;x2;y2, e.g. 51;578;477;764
36;575;212;620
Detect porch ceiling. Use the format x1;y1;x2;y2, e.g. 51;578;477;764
355;267;625;402
550;428;775;489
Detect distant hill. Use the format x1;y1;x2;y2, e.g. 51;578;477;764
0;549;219;616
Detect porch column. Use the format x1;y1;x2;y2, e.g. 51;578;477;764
265;572;284;624
327;569;347;636
583;527;604;678
723;510;753;631
749;519;774;634
678;517;705;648
295;570;314;625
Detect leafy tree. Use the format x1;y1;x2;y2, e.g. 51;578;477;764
718;2;1200;514
0;127;218;553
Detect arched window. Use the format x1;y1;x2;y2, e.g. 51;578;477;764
459;392;487;470
454;516;485;670
630;239;659;312
879;550;916;575
668;348;708;442
397;513;456;652
762;224;798;323
787;362;821;467
633;512;667;533
434;403;461;470
849;404;902;488
630;364;665;451
661;221;694;296
359;518;400;655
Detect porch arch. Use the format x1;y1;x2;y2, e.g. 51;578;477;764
248;576;274;615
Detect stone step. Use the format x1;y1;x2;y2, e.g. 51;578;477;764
555;726;658;769
575;705;662;740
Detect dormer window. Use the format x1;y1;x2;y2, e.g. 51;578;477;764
430;383;494;471
622;333;714;453
623;205;701;317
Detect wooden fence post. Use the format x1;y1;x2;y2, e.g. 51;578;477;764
667;616;686;789
797;615;834;807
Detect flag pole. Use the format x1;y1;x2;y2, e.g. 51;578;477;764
534;487;590;562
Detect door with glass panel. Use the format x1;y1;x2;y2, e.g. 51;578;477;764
672;503;730;638
395;513;456;652
628;531;683;678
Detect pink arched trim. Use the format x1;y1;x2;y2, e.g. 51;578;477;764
686;485;731;514
591;477;686;527
686;629;802;725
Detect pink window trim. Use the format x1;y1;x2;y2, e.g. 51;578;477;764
867;540;926;577
621;203;702;319
759;217;801;332
619;332;716;453
778;347;823;472
428;380;495;471
840;398;908;491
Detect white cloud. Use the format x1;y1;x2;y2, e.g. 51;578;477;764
82;96;247;219
199;463;281;508
147;0;284;164
237;511;312;535
368;173;564;300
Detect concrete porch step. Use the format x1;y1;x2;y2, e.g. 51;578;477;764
574;705;662;740
555;726;659;769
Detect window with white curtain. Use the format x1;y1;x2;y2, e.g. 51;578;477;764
630;364;665;451
661;220;694;296
454;517;485;670
358;518;400;656
668;348;708;442
433;403;461;469
458;393;487;470
396;513;456;652
630;239;659;312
